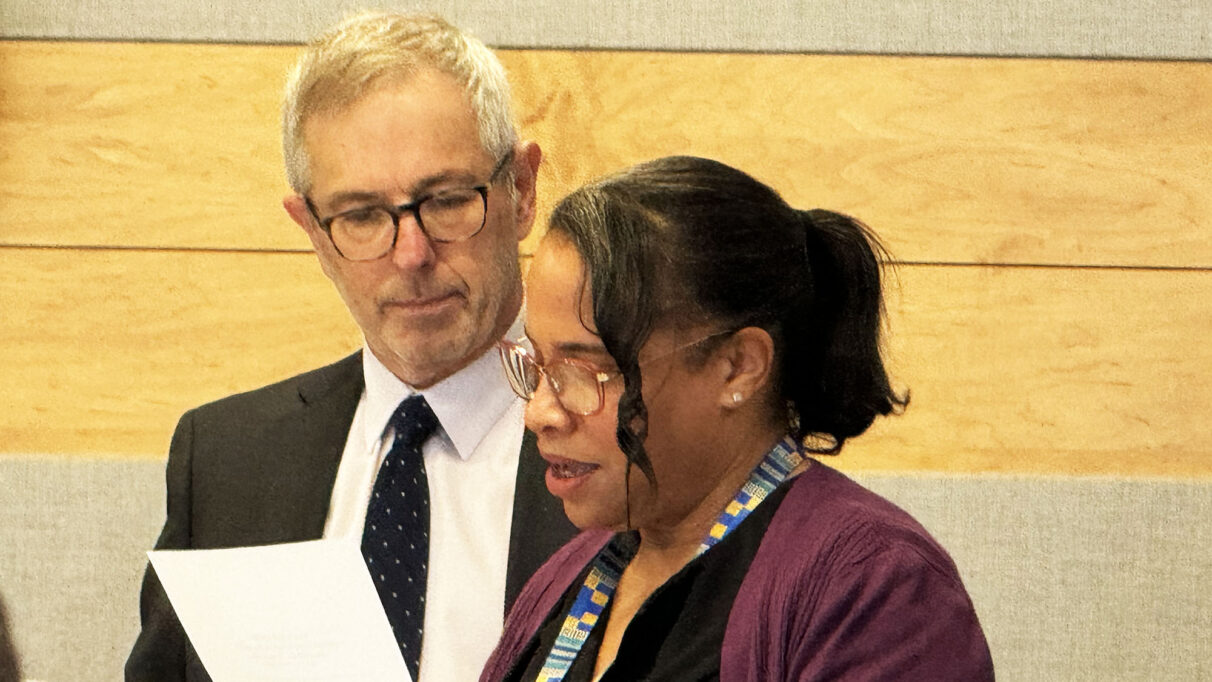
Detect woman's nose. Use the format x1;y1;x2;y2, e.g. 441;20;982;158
524;373;572;433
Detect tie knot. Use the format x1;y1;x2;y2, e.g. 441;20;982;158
389;395;440;451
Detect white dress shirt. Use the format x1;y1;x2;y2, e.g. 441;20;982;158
323;318;526;682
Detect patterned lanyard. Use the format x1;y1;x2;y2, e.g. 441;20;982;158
535;436;803;682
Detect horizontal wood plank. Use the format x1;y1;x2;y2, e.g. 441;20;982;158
845;264;1211;476
2;41;1209;267
510;51;1212;269
0;42;302;250
0;248;363;455
2;248;1206;477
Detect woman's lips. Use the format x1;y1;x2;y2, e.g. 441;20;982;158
547;458;599;479
542;456;600;497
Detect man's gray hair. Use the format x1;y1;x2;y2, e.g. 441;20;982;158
282;10;517;194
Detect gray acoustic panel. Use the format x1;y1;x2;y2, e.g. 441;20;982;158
853;471;1212;681
0;455;165;682
1;454;1209;680
2;0;1210;60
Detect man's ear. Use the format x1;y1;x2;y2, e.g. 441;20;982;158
716;327;776;409
283;195;339;281
511;141;542;242
283;195;327;252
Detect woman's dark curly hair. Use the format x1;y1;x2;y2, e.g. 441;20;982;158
546;156;906;483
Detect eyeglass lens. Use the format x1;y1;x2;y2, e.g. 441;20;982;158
330;189;486;260
503;345;604;415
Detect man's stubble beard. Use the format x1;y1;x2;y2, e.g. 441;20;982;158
377;246;522;388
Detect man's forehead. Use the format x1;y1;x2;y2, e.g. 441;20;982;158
301;70;492;200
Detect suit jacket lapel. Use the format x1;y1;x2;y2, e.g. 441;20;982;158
504;429;578;613
266;351;364;542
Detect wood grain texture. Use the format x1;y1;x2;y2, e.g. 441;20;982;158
3;41;1209;266
0;41;301;250
507;51;1212;268
844;265;1211;476
0;248;362;455
3;248;1207;476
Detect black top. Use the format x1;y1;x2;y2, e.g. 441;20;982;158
503;483;793;682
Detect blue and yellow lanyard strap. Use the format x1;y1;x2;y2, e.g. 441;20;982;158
535;436;803;682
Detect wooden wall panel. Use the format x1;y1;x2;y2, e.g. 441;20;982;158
3;41;1209;267
2;40;1207;477
510;52;1212;269
3;248;1206;477
0;42;300;250
846;266;1211;476
0;248;361;455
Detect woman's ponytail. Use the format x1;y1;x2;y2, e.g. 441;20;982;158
783;209;905;452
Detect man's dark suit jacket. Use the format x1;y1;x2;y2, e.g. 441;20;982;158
125;352;576;681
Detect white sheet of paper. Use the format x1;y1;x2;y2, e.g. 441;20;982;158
149;540;411;682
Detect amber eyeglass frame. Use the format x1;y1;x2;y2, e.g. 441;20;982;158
498;329;737;416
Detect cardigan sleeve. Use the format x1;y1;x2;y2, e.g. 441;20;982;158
722;467;994;682
783;534;994;681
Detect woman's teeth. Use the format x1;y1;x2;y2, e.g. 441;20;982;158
549;460;599;479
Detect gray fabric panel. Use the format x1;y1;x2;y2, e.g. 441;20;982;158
0;455;1209;680
852;471;1212;681
2;0;1210;60
0;455;165;682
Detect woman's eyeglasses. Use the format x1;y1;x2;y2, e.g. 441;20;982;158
498;330;736;416
498;341;617;416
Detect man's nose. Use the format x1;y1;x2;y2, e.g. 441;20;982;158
389;213;436;269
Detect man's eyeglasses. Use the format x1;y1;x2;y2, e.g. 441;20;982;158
498;330;735;416
305;151;513;261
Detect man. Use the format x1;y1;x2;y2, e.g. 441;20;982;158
126;11;575;681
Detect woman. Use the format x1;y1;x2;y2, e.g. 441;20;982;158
483;157;993;681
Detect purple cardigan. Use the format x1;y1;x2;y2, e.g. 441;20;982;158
480;463;994;681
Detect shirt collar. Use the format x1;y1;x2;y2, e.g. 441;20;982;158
359;311;524;460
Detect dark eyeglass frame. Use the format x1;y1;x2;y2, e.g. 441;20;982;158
304;150;514;261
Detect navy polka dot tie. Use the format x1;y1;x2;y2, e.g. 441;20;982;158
362;395;438;681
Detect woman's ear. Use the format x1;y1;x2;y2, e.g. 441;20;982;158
716;327;775;409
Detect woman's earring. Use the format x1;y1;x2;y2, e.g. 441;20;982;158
731;392;743;405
